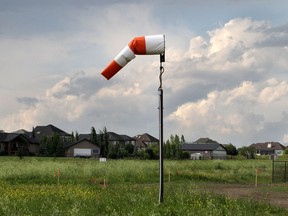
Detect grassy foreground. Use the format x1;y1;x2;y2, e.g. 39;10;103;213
0;157;286;215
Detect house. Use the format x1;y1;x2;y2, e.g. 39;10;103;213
250;142;285;156
78;132;135;146
107;132;135;146
64;139;100;158
0;124;72;156
133;133;159;150
181;139;227;160
0;132;38;155
33;124;72;142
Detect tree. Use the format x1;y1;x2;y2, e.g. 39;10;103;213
39;133;64;157
165;134;185;159
71;131;75;142
75;131;79;141
238;146;255;159
39;136;49;156
32;127;36;138
16;143;30;159
99;127;109;157
52;133;64;157
225;143;238;156
145;148;157;159
91;127;97;145
124;143;134;155
174;134;181;159
107;143;117;159
180;134;185;144
164;140;171;159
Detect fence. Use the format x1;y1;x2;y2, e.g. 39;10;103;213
272;161;288;183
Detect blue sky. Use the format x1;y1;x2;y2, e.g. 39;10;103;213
1;0;288;147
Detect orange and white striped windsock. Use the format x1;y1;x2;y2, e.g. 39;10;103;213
101;35;165;80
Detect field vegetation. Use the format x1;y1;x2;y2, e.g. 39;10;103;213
0;157;287;215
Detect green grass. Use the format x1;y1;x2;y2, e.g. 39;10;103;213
0;157;286;215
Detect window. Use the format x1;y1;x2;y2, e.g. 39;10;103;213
92;149;99;154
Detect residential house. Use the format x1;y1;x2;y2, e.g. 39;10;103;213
0;132;38;155
33;124;72;142
0;124;158;158
133;133;159;150
181;138;227;159
64;139;100;158
0;124;72;156
108;132;135;146
250;142;285;156
77;132;135;146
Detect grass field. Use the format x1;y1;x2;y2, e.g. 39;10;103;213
0;157;287;215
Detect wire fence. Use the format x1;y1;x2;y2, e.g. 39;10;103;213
272;161;288;183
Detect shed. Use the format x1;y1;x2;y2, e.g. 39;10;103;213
181;143;227;159
64;139;100;158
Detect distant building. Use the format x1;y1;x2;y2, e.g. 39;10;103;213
64;139;100;158
107;132;135;146
181;137;227;159
133;133;159;150
0;124;158;158
33;124;72;142
250;142;285;156
0;133;37;155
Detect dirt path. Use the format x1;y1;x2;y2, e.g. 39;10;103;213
196;183;288;210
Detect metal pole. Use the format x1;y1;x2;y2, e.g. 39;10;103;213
159;53;165;203
159;87;164;203
272;160;274;183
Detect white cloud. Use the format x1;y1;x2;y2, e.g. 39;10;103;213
167;79;288;146
1;1;288;148
162;17;288;146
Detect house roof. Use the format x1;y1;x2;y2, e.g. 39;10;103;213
108;132;134;141
64;139;99;149
194;137;218;144
77;132;135;143
133;133;159;143
13;129;29;134
34;124;70;137
181;143;226;151
250;142;285;151
0;133;18;142
0;133;31;143
78;134;91;141
133;133;159;148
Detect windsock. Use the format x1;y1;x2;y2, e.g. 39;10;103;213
101;35;165;80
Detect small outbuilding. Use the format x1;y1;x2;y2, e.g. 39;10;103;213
181;143;227;160
64;139;100;158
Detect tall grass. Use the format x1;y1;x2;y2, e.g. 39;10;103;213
0;157;272;185
0;157;284;215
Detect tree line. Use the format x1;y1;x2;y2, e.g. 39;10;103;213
36;127;258;159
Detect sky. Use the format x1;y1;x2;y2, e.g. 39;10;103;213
1;0;288;147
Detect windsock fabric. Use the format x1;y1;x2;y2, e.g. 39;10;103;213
101;35;165;80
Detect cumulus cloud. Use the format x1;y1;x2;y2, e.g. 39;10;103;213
163;18;288;146
1;2;288;147
167;80;288;146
